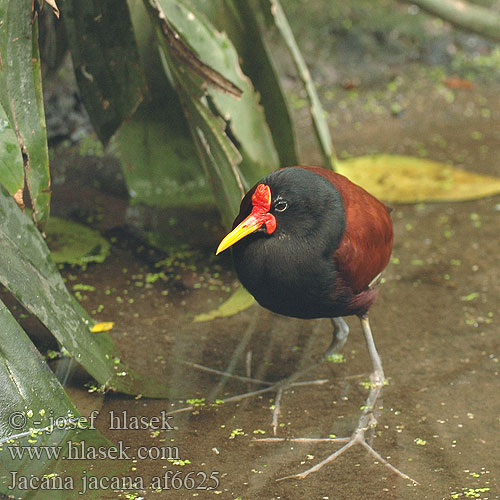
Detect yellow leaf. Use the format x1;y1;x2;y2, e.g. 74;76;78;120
13;189;25;210
193;286;255;322
91;322;114;333
337;154;500;203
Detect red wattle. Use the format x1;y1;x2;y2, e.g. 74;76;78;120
250;184;276;234
264;214;276;234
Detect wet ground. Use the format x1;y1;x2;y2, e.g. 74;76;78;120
33;69;500;500
6;3;500;499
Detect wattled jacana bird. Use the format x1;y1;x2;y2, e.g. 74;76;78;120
215;166;415;482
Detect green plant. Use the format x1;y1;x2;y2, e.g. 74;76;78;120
0;0;333;448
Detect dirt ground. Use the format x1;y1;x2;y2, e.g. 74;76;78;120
6;3;500;499
36;69;500;500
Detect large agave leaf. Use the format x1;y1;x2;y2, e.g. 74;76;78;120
169;60;244;226
259;0;336;170
0;298;131;500
0;103;23;198
0;185;172;398
181;82;245;227
143;0;272;226
192;0;298;166
157;0;278;189
0;0;50;223
236;0;298;166
62;0;148;144
117;0;212;209
0;299;79;441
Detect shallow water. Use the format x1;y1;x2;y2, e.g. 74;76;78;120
3;53;500;500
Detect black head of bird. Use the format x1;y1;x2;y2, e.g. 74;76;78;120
216;166;393;321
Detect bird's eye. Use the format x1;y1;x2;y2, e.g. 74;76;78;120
274;200;288;212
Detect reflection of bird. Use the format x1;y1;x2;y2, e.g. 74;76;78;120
217;166;414;482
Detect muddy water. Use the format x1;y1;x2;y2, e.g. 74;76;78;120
1;61;497;499
30;79;499;500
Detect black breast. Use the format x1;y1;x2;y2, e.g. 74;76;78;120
231;168;353;319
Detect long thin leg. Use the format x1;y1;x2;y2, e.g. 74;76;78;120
260;316;351;433
360;315;385;385
325;317;350;357
170;317;351;431
269;315;350;388
256;315;417;484
262;317;350;433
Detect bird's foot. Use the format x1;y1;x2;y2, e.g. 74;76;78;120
254;421;418;484
254;374;417;485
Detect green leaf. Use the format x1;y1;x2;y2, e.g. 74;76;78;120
0;301;128;497
158;0;278;186
0;0;51;223
143;1;241;226
0;298;132;500
143;0;243;97
180;76;245;227
142;0;282;225
194;0;299;166
337;154;500;203
115;0;211;209
264;0;337;170
45;216;111;266
0;102;23;196
0;298;79;440
117;99;214;208
0;185;172;398
193;286;255;322
62;0;148;144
